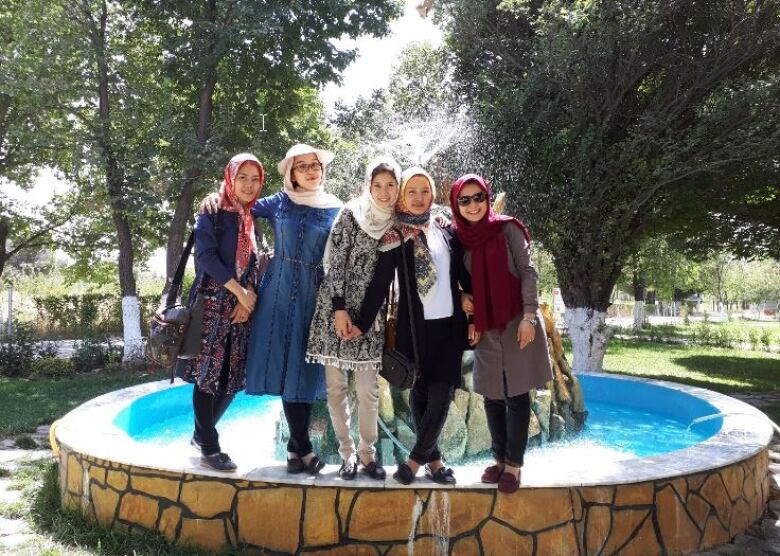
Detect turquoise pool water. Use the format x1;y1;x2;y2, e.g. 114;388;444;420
113;374;722;460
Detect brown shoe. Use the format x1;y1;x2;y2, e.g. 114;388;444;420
497;471;520;494
481;464;503;484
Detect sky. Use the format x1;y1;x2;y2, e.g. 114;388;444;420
2;1;444;277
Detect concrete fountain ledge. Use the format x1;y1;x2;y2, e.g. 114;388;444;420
54;375;773;554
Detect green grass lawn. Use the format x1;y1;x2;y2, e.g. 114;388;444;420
613;319;780;347
602;338;780;393
0;370;164;437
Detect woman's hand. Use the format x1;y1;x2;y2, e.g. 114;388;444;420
461;293;474;316
199;193;220;214
468;323;481;346
344;325;363;340
334;310;352;339
238;288;257;312
230;304;251;324
434;213;451;227
517;315;536;349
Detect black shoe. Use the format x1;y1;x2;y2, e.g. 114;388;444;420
304;455;326;475
339;461;358;480
190;437;202;451
201;452;237;472
361;461;386;480
425;464;456;485
287;457;305;474
393;463;416;485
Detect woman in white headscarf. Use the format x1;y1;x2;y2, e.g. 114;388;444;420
306;156;401;481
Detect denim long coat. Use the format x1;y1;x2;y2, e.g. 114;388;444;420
245;192;340;402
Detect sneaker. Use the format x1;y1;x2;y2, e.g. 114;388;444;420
339;461;358;480
190;437;202;452
201;452;237;472
361;461;387;480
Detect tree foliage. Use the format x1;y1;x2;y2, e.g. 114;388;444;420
439;0;780;311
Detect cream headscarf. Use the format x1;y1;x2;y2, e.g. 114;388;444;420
277;143;342;209
346;156;402;240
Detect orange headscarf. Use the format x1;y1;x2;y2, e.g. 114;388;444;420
218;153;265;277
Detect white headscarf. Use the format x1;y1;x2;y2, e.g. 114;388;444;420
277;143;342;209
346;156;402;240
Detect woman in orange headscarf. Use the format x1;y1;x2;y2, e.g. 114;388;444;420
177;153;265;472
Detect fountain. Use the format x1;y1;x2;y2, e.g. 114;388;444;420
51;112;773;553
51;307;772;554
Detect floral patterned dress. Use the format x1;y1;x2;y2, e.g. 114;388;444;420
306;207;388;372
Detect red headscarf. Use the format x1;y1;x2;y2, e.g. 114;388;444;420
449;174;531;332
218;153;265;277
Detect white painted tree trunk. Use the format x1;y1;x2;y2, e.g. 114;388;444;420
632;301;645;330
121;296;144;362
565;307;610;373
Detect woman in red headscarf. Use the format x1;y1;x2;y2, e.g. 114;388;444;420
449;174;553;493
177;153;265;472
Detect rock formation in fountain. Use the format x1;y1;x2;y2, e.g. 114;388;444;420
274;304;589;465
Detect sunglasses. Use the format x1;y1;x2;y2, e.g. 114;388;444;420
292;162;323;173
456;191;487;206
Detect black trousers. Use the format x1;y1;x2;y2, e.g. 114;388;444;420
408;317;459;466
192;335;235;456
282;401;313;457
484;392;531;466
409;380;455;465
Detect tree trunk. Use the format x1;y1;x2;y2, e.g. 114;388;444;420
0;217;7;279
631;269;646;330
165;0;219;283
565;307;610;373
558;275;615;374
91;0;142;362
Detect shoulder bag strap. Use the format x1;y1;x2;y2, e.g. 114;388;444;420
397;232;420;366
165;231;195;308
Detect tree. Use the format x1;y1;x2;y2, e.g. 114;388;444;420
135;0;404;282
440;0;780;371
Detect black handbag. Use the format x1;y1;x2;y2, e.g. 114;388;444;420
146;230;204;372
380;237;420;390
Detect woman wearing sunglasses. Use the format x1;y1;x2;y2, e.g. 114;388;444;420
351;167;469;485
449;174;553;493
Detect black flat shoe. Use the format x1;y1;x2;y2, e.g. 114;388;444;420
304;455;326;475
425;464;456;485
201;452;237;472
393;463;416;485
361;461;386;480
287;457;305;474
339;461;358;480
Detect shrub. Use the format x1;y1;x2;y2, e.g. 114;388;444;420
0;322;38;377
30;357;75;379
760;330;772;352
714;328;733;348
14;435;37;450
72;335;122;371
695;323;713;346
748;329;761;351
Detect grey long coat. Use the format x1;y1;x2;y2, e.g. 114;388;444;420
464;223;553;400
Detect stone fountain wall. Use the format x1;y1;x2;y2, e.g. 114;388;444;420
57;442;769;554
282;303;588;464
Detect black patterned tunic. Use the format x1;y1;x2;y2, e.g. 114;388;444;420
306;208;388;371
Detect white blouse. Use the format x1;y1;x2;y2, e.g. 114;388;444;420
422;224;454;320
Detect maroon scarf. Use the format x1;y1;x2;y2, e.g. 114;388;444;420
449;174;531;332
